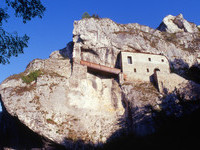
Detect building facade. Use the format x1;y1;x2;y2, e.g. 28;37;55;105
121;52;170;82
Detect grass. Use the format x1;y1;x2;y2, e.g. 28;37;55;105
6;72;25;81
163;33;177;43
13;84;36;96
114;31;135;35
29;96;40;104
6;69;62;84
21;70;43;84
46;118;57;125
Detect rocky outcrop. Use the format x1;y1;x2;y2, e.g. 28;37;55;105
0;51;125;148
1;15;200;149
121;80;200;135
157;14;199;33
0;98;44;149
121;82;161;136
73;16;200;76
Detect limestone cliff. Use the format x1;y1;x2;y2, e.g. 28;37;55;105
0;14;200;149
0;55;124;147
73;14;200;75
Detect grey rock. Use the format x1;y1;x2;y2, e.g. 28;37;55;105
157;14;199;33
1;15;200;148
73;17;200;74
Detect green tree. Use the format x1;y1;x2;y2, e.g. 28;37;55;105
91;14;100;19
0;0;46;64
82;12;90;19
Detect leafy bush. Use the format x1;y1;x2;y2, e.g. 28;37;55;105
91;14;100;19
82;12;90;19
82;12;100;19
21;70;42;84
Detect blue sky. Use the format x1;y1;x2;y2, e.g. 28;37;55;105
1;0;200;111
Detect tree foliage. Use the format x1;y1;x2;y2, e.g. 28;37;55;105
82;12;100;19
0;28;29;64
91;14;100;19
0;0;46;64
82;12;90;19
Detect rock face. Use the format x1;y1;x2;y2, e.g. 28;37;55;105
73;16;200;76
1;15;200;149
157;14;199;33
0;103;44;149
0;55;124;147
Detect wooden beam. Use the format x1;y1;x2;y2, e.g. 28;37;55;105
80;60;121;75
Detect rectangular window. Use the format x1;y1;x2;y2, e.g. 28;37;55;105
134;68;137;72
127;56;132;64
147;68;149;72
148;58;151;61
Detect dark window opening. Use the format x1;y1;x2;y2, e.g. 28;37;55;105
148;58;151;61
147;68;149;72
127;56;132;64
161;59;164;62
134;68;137;72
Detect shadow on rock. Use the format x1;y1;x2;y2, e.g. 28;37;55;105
102;108;200;149
0;96;66;150
102;81;200;149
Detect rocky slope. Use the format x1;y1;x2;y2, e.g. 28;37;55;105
0;14;200;149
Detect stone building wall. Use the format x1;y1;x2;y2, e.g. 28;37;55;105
73;43;82;63
121;52;170;82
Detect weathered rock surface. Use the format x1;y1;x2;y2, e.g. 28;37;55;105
1;15;200;149
73;16;200;76
157;14;199;33
121;82;161;136
121;80;200;136
0;55;124;147
0;103;44;149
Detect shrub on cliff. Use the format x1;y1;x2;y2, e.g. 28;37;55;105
82;12;90;19
91;14;100;19
21;70;42;84
82;12;100;19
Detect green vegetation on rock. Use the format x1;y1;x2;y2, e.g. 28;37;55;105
21;70;42;84
82;12;100;19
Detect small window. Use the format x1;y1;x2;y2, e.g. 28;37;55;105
161;59;164;62
148;58;151;61
134;68;137;72
147;68;149;72
127;56;132;64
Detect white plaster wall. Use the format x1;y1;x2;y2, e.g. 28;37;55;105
121;52;170;82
